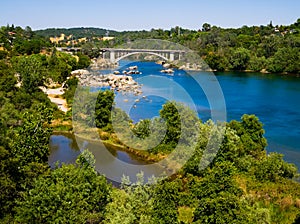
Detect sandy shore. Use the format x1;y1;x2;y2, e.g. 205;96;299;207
40;86;69;112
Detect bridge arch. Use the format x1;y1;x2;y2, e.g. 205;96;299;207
114;51;169;62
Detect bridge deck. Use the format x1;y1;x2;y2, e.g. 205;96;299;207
101;48;187;53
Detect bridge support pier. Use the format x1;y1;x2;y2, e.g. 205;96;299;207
169;52;174;61
110;51;115;63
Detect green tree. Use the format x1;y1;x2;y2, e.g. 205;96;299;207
0;146;17;219
95;90;115;128
247;55;267;72
267;47;300;74
12;55;46;93
228;114;267;158
254;152;298;181
152;179;182;223
9;105;53;165
48;50;77;83
193;192;252;224
132;119;151;139
15;152;111;224
202;23;211;32
0;60;17;93
104;173;155;224
205;52;229;71
76;52;91;69
62;76;79;105
229;47;251;70
159;101;200;146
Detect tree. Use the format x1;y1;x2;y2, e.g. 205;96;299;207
247;55;267;72
15;151;111;223
12;55;46;93
152;179;182;223
228;114;267;158
229;47;251;70
0;146;17;219
75;53;91;69
254;152;298;181
24;26;33;38
267;47;300;74
0;60;17;93
205;52;229;71
191;162;264;223
202;23;211;32
48;50;77;83
104;173;155;224
9;105;53;165
95;90;115;128
132;119;151;139
159;101;200;146
193;192;253;223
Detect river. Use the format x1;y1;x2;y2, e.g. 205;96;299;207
49;60;300;181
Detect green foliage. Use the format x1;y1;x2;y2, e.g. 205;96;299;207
267;47;300;73
152;179;182;223
62;76;79;105
13;38;45;55
75;52;91;69
76;149;96;168
104;173;155;224
193;192;251;223
254;152;298;181
9;105;53;165
47;49;77;83
248;55;267;72
229;47;251;70
95;90;115;128
0;60;17;93
0;23;300;223
132;119;151;139
15;161;111;224
159;101;200;146
35;27;118;39
0;50;8;59
12;54;47;93
202;23;212;32
205;52;229;71
0;146;17;219
228;114;267;157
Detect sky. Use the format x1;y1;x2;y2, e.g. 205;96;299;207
1;0;299;31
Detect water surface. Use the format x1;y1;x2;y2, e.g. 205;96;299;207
49;61;300;173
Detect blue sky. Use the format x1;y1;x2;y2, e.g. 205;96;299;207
1;0;299;31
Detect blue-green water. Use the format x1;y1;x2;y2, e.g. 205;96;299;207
115;61;300;167
49;60;300;171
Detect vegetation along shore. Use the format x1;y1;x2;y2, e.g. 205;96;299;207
0;20;300;223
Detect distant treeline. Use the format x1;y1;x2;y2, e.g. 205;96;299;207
35;19;300;74
35;27;119;39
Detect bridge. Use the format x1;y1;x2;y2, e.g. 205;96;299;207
100;48;186;63
57;47;186;63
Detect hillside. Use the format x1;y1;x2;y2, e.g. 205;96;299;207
35;27;119;38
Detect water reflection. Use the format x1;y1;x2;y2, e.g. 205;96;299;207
49;134;165;184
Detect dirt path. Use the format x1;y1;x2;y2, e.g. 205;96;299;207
40;87;69;113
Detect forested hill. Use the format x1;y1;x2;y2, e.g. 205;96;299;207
35;27;119;38
35;19;300;74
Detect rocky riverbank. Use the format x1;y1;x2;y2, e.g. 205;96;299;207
157;60;213;71
72;69;143;95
